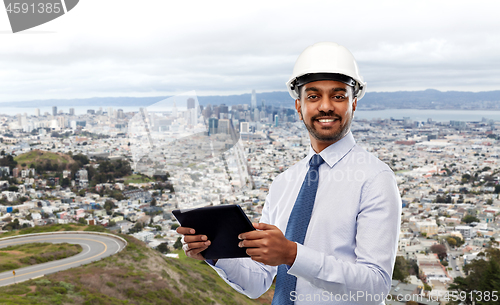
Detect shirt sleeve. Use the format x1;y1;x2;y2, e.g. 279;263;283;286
205;193;278;299
287;170;401;303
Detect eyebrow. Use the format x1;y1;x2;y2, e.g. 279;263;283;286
304;87;347;93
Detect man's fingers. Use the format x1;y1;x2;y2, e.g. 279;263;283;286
253;222;276;230
183;241;211;251
183;235;208;243
239;230;273;241
239;239;263;248
239;223;279;240
186;245;209;257
176;227;196;235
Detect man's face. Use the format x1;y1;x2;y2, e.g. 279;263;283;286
295;80;357;152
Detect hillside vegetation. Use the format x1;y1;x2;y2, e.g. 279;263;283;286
0;225;274;305
0;242;82;273
13;150;76;171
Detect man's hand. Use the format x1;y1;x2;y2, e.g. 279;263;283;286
176;227;211;261
238;223;297;266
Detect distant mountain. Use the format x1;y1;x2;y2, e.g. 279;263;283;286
359;89;500;110
2;89;500;110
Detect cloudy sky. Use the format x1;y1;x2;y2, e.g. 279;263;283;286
0;0;499;103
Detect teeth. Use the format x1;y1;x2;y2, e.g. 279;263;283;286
318;119;336;122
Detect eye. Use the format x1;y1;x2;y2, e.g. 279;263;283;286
307;94;319;100
333;95;346;100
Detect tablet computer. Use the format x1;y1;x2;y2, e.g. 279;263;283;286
172;205;255;259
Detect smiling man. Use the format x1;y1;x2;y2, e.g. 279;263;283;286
177;42;402;304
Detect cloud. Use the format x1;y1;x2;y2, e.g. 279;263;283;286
0;0;500;102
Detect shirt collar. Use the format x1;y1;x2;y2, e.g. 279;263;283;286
306;131;356;168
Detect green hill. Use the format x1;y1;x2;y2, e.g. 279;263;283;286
14;150;76;171
0;225;275;305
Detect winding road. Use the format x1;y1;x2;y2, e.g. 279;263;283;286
0;232;127;287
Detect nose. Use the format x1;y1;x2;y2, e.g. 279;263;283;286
317;95;335;114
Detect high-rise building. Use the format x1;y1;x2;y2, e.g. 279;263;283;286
69;108;75;116
240;122;250;133
208;118;218;135
108;107;113;118
117;109;124;119
253;108;260;122
274;114;279;127
189;108;197;126
187;98;196;109
251;90;257;109
172;102;178;117
52;106;57;116
218;119;230;134
58;116;66;128
35;108;40;117
202;104;212;118
219;104;229;114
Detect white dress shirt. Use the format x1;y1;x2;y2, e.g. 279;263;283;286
208;132;401;304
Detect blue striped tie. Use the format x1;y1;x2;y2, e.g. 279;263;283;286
272;154;325;305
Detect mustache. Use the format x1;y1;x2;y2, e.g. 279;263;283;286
311;111;341;121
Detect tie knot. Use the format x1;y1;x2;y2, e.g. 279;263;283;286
309;154;324;168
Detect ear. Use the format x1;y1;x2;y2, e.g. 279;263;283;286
352;97;357;113
295;99;302;120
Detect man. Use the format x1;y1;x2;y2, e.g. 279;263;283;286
177;42;401;304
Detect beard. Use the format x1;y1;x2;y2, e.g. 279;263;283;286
301;110;353;143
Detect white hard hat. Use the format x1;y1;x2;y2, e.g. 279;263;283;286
286;42;366;100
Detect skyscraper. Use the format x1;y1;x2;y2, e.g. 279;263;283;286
69;108;75;116
218;119;230;134
187;98;196;109
253;108;260;122
208;118;218;135
35;108;40;117
251;90;257;109
52;106;57;116
240;122;250;133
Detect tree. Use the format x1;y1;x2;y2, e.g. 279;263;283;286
104;200;116;213
430;244;447;260
129;222;143;234
495;185;500;194
2;219;21;231
170;223;180;231
392;256;410;283
173;236;183;250
462;214;480;224
78;217;87;225
448;248;500;305
447;237;457;246
157;242;169;254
